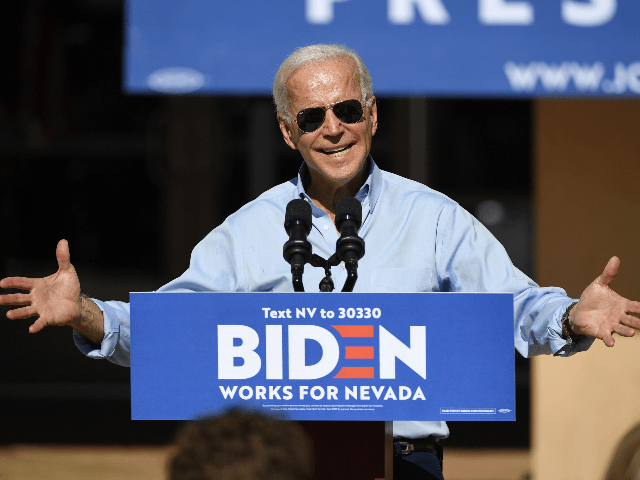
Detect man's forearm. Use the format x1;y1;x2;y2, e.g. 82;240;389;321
69;294;105;345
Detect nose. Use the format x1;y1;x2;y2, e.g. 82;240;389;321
321;108;342;136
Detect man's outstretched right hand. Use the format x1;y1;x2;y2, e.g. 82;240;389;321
0;239;104;343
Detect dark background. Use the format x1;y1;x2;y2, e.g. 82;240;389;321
1;0;532;448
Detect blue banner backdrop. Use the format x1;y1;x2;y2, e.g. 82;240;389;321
124;0;640;97
130;292;515;421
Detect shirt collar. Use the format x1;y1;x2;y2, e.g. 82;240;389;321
294;155;382;218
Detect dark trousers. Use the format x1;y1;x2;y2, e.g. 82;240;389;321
393;451;444;480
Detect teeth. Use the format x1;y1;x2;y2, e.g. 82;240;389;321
323;145;351;156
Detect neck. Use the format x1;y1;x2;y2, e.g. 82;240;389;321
304;159;368;223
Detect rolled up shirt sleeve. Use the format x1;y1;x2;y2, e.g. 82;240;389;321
71;217;242;367
436;203;595;358
72;298;131;367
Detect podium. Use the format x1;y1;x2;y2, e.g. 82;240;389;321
297;420;389;480
131;292;515;479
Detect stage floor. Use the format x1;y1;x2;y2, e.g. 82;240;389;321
0;446;530;480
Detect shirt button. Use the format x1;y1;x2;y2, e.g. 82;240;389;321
323;225;329;231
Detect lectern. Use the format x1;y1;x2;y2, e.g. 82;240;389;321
131;292;515;479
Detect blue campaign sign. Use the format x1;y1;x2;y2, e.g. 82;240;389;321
130;292;515;421
124;0;640;97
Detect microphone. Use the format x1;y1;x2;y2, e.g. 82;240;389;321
283;199;313;292
334;197;365;292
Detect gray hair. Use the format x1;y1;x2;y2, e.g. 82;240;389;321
273;44;374;121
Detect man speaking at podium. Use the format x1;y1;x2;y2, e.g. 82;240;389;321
2;44;640;480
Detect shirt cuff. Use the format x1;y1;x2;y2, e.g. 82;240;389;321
553;335;596;357
72;298;120;359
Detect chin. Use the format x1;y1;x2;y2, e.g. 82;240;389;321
323;165;362;184
323;158;366;179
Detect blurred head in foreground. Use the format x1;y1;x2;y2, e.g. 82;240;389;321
167;409;314;480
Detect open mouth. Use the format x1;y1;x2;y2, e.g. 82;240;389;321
321;144;353;158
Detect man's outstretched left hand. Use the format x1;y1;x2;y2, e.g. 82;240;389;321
570;256;640;347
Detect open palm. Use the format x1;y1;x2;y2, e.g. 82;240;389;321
0;239;81;333
572;256;640;347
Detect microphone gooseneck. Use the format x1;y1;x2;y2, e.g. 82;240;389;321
283;199;313;292
334;197;365;292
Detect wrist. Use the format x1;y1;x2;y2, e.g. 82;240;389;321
70;293;90;329
562;301;583;342
70;294;104;344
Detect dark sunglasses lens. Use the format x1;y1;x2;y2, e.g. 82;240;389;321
296;100;365;133
298;108;325;133
334;100;364;123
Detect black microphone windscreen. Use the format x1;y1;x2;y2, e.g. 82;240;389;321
335;197;362;224
285;199;312;229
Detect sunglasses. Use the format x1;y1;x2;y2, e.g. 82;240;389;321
294;98;372;133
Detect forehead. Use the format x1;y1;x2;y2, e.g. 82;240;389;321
286;57;361;112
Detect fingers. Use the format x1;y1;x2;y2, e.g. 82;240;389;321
602;333;615;348
597;315;639;347
6;305;38;320
597;256;620;287
0;276;35;291
28;317;49;334
626;300;640;315
0;292;31;306
56;239;71;271
621;313;640;330
612;322;636;338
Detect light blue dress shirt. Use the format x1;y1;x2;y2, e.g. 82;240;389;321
74;157;593;439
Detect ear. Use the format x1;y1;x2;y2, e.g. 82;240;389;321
369;96;378;137
277;113;299;150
